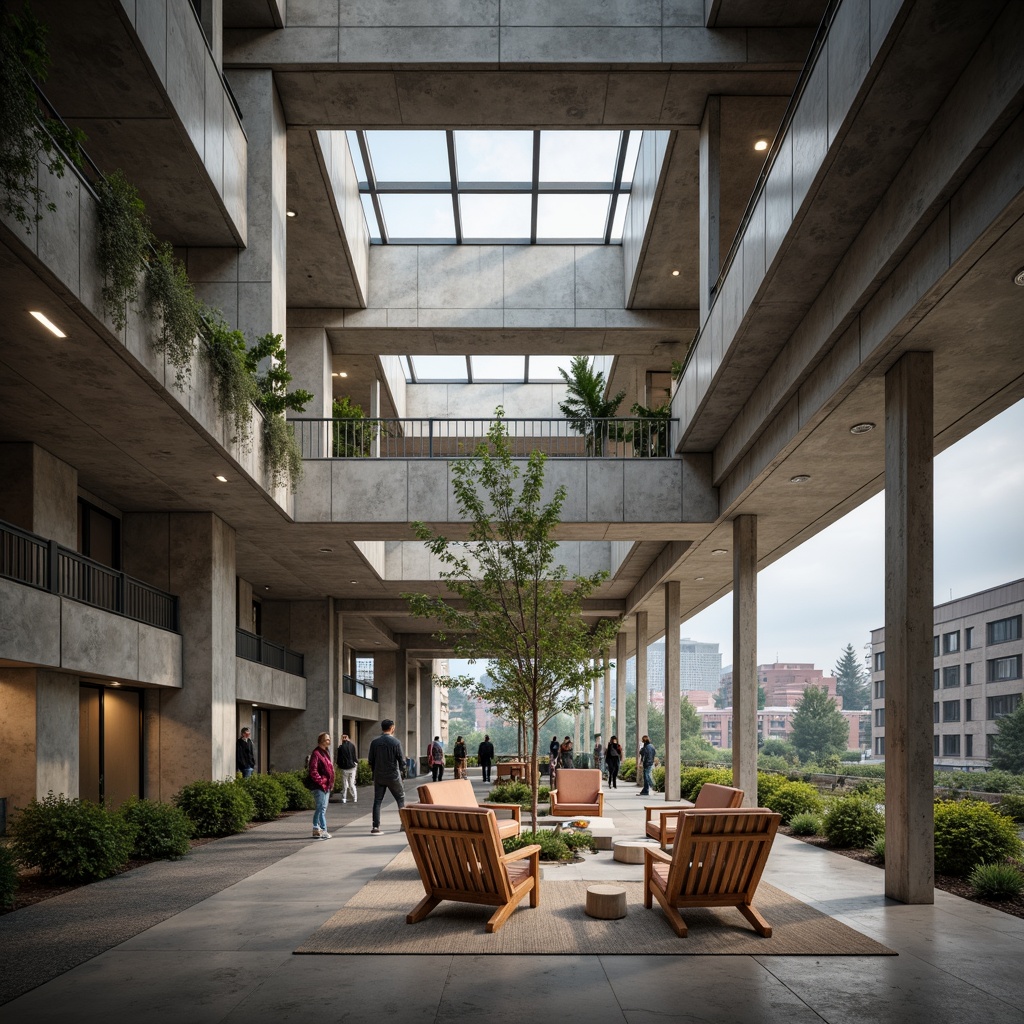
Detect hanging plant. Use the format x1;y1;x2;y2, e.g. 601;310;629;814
201;312;259;446
95;169;149;331
0;4;85;231
145;241;204;389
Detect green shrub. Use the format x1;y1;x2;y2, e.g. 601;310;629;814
272;771;315;811
0;843;17;909
933;799;1023;876
619;757;637;781
757;754;791;773
822;796;884;848
764;781;823;824
871;835;886;861
174;779;255;837
996;793;1024;823
652;766;666;792
488;781;532;806
679;767;733;801
241;773;287;821
840;750;864;762
841;764;887;780
968;862;1024;900
853;781;886;802
788;812;821;836
562;830;596;853
757;771;789;806
118;797;192;859
503;829;573;862
356;759;372;787
10;793;135;882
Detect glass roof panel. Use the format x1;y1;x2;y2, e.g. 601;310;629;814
535;193;610;241
527;355;579;382
620;131;642;185
410;355;470;381
378;194;455;241
460;193;532;241
359;194;381;242
366;130;451;183
346;130;368;184
470;355;526;380
539;131;621;183
609;197;628;242
454;131;533;183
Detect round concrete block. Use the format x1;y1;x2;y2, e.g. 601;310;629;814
612;840;648;864
592;834;614;851
585;884;627;920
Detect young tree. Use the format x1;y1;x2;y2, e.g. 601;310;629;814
989;701;1024;774
834;642;870;710
558;355;626;455
404;414;621;830
790;686;851;762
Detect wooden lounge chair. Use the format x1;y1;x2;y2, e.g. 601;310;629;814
645;783;744;849
644;808;781;937
417;778;522;838
400;803;541;933
549;768;604;816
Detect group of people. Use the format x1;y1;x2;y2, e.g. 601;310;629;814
546;732;657;794
427;734;497;782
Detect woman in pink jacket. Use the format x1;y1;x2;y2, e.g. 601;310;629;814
309;732;335;839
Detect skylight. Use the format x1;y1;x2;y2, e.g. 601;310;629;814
401;355;613;385
349;130;641;245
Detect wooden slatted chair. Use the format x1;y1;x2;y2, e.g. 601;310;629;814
417;779;522;839
549;768;604;817
400;803;541;933
643;808;781;937
644;783;744;849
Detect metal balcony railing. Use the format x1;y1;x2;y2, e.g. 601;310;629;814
0;518;178;632
343;674;379;702
235;629;305;676
290;417;676;460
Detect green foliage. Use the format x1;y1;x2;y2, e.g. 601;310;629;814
503;829;573;862
822;795;884;848
996;793;1024;823
332;396;379;457
356;759;372;787
833;642;870;711
968;861;1024;900
756;771;789;806
0;843;18;909
487;781;532;806
96;170;150;331
840;750;864;762
788;812;822;836
174;779;255;837
842;764;887;780
271;771;315;811
627;400;670;457
9;793;134;882
262;411;303;491
852;781;886;804
118;797;193;860
145;241;203;388
558;355;627;454
757;754;791;773
624;691;666;753
763;781;823;824
933;799;1022;876
245;332;313;416
989;701;1024;774
202;312;258;445
790;685;852;762
562;829;596;853
679;767;733;801
619;757;637;781
0;4;85;231
241;773;288;821
871;835;885;861
935;769;1024;795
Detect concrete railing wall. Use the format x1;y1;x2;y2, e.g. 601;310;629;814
235;657;306;711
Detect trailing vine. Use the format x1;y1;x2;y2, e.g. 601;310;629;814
201;312;259;446
95;169;149;331
0;3;85;231
262;411;304;491
146;241;204;388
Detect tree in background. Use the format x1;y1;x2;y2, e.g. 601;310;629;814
790;685;852;761
989;701;1024;774
404;414;620;830
834;642;870;710
625;691;714;761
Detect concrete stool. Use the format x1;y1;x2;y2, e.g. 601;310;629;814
585;884;627;920
590;830;615;851
612;840;648;864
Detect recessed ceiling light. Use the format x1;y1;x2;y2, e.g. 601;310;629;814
790;474;811;484
1014;267;1024;286
319;547;333;552
110;681;120;687
331;372;339;377
711;548;728;555
252;703;258;707
754;139;769;152
350;580;359;584
374;641;381;645
339;371;348;378
671;269;680;277
849;422;876;434
286;209;296;218
29;311;66;337
694;576;705;581
264;585;270;590
215;474;228;482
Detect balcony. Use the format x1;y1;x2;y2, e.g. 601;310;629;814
343;675;379;703
235;629;305;677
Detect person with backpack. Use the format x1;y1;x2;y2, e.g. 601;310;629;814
453;736;468;779
428;735;445;781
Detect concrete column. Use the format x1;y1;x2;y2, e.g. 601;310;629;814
635;610;648;782
615;629;628;745
287;326;331;457
419;667;433;770
374;650;400;729
664;582;681;801
392;649;410;768
732;515;758;808
602;652;612;748
699;95;721;325
884;352;935;904
281;599;335;771
582;680;591;762
0;443;77;547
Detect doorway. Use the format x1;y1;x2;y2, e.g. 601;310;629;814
79;684;143;807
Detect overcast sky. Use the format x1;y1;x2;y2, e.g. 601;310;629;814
451;397;1024;684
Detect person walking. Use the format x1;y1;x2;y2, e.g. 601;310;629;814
605;735;623;788
593;735;604;775
428;735;445;781
637;735;656;796
236;727;256;779
477;734;495;782
548;734;561;788
453;736;468;780
335;732;358;804
308;732;334;839
559;736;574;769
368;719;406;835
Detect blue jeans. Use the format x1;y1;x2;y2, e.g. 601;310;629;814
312;787;329;832
640;765;654;794
372;777;406;828
241;767;254;779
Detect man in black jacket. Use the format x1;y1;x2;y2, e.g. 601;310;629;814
336;733;358;803
477;734;495;782
367;719;405;834
236;727;256;779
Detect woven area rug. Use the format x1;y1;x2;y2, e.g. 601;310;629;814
295;851;895;956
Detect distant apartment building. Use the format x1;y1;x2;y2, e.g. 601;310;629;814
626;637;722;694
871;579;1024;767
720;662;840;707
698;706;867;752
649;689;716;711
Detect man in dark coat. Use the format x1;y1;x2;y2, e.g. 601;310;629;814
236;727;256;778
368;719;406;834
477;734;495;782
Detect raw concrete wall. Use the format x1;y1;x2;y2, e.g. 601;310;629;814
316;130;369;305
235;657;306;710
0;444;78;549
404;383;567;419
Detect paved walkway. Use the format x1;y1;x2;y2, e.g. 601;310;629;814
2;775;1023;1023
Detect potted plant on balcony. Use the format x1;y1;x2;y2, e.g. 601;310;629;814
557;356;626;456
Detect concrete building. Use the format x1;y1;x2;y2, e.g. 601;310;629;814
701;705;866;750
625;637;722;693
720;661;840;707
0;0;1020;916
871;579;1024;768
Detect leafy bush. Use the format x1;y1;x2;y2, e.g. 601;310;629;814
840;764;887;780
241;773;287;821
871;835;886;861
174;779;255;837
822;796;884;848
763;781;823;824
757;754;791;773
356;759;372;787
679;767;733;801
488;781;532;806
996;793;1024;823
757;771;789;806
968;862;1024;900
853;780;886;802
619;757;637;781
503;829;573;862
0;843;17;909
933;799;1022;876
562;830;596;853
788;812;821;836
652;766;665;792
840;750;865;762
118;797;192;860
272;771;315;811
10;793;135;881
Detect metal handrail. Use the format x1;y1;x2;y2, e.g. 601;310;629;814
290;416;677;459
343;674;379;702
235;628;306;676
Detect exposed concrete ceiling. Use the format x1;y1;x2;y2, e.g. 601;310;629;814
707;1;830;27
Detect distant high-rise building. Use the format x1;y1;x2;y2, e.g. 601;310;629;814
720;662;839;707
626;637;722;694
